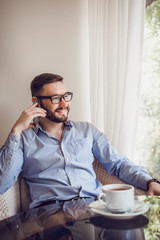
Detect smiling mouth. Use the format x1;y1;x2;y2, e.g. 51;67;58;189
55;107;68;113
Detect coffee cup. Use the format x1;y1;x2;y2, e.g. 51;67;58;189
98;184;134;213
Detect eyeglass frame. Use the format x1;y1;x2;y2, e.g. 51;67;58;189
36;92;73;104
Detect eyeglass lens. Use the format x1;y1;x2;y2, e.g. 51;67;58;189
51;92;73;104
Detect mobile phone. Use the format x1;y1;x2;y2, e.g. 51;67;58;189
33;99;41;127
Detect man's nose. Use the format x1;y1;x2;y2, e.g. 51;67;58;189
59;97;67;107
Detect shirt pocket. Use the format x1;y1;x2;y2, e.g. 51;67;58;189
71;137;93;163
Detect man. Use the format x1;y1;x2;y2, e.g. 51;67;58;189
0;73;160;209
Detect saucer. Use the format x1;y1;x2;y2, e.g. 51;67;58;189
89;200;149;219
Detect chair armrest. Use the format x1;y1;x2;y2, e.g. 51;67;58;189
0;179;21;220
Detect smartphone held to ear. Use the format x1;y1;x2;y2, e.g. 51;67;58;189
33;99;41;127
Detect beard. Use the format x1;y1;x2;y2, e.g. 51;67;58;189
40;102;70;123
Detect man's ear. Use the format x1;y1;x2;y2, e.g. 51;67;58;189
32;96;37;103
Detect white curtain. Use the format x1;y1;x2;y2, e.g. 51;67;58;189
88;0;146;158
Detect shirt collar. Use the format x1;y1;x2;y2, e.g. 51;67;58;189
33;120;72;134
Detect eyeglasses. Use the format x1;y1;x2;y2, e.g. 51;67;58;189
36;92;73;104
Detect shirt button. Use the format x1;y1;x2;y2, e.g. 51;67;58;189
66;158;69;161
14;141;18;145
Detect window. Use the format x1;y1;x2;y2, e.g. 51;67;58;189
133;0;160;178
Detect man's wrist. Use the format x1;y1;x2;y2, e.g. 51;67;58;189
147;178;160;190
11;126;22;136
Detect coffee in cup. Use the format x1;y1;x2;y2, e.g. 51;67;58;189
98;184;134;213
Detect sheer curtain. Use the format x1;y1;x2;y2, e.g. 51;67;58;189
88;0;146;159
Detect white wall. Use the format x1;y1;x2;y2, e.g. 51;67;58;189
0;0;91;147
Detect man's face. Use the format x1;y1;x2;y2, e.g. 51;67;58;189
39;82;70;123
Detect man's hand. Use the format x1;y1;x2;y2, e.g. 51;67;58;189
11;103;46;136
148;182;160;196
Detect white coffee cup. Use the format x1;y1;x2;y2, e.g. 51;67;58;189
98;184;135;213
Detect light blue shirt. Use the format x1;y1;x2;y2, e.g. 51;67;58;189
0;121;151;208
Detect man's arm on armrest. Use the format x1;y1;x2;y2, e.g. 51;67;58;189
0;133;23;193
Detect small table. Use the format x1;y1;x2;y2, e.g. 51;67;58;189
0;196;159;240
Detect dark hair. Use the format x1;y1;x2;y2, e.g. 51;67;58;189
30;73;63;96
